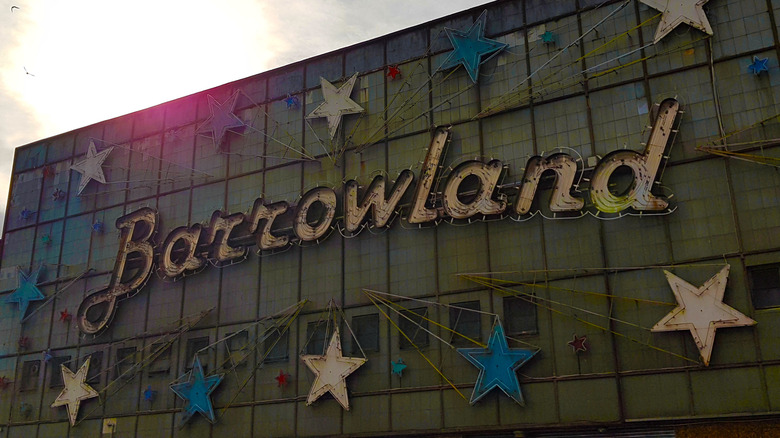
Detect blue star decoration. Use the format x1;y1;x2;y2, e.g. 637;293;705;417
457;322;537;405
284;94;300;109
541;30;556;44
391;358;407;377
196;91;246;151
169;356;223;425
144;385;157;403
748;56;770;76
4;265;46;321
439;10;508;83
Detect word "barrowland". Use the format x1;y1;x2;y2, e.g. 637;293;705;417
76;99;681;334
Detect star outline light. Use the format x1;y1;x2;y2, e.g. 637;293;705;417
439;10;508;83
169;356;223;424
196;90;246;151
51;357;99;426
651;265;756;366
457;322;537;405
305;73;365;140
300;327;366;410
70;140;113;195
640;0;713;44
5;265;46;321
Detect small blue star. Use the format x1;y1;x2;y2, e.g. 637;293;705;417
92;221;104;233
284;95;300;109
391;358;407;377
541;31;556;44
457;322;537;405
19;208;34;220
5;266;46;321
748;56;770;76
144;385;157;402
439;10;508;83
169;356;222;424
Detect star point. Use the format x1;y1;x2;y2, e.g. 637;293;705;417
5;265;46;321
652;265;755;366
640;0;713;44
70;140;113;195
457;322;537;405
196;91;246;151
748;56;770;76
51;357;99;426
440;10;507;83
170;356;223;424
301;328;366;410
306;73;364;140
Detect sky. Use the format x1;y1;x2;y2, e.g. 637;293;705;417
0;0;489;232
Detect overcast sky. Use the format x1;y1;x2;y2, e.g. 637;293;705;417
0;0;489;232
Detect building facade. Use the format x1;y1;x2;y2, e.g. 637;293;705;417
2;0;780;436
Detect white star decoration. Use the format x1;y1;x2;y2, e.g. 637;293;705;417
306;73;364;140
640;0;713;44
652;265;756;366
51;357;99;426
301;327;366;410
70;140;113;195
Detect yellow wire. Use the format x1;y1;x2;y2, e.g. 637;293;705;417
465;276;700;364
365;293;468;401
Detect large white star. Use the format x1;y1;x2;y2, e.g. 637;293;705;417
301;327;366;410
51;357;99;426
640;0;713;44
652;265;755;366
306;73;364;140
70;140;113;195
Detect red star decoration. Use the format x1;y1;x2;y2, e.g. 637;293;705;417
567;334;588;353
387;65;401;80
18;336;30;350
59;309;72;322
275;370;290;388
42;166;55;178
0;376;10;390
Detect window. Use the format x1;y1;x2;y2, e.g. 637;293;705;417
115;347;137;380
20;360;40;391
86;351;103;384
226;331;250;367
306;322;330;355
351;314;379;354
263;329;289;363
503;295;537;335
449;301;481;346
49;356;71;388
749;264;780;309
148;343;172;375
399;307;429;350
185;337;210;372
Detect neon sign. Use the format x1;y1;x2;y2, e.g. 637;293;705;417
76;98;681;334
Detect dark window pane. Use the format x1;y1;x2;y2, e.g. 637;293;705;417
306;322;329;355
399;307;429;350
351;314;379;354
186;337;210;372
148;343;171;375
115;347;137;380
20;360;40;391
86;351;103;384
49;356;71;388
226;331;251;367
264;329;289;363
504;296;537;335
749;264;780;309
449;301;481;346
